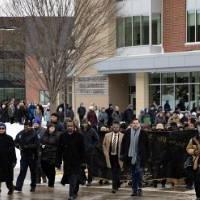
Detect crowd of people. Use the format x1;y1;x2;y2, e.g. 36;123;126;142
1;99;200;199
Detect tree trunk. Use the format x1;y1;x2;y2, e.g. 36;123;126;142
49;97;57;114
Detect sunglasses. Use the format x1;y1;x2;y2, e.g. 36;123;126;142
0;127;5;130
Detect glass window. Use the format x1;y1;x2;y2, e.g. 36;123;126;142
125;17;132;46
191;72;200;83
187;11;195;42
175;72;189;83
4;88;14;100
0;88;4;101
197;10;200;41
175;85;189;111
141;16;149;45
15;88;25;100
149;85;160;106
152;14;161;45
190;84;200;110
116;18;125;48
162;85;174;110
149;73;160;84
133;16;141;45
161;73;174;84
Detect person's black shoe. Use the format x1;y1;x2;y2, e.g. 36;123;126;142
99;180;103;185
103;180;109;185
131;192;137;196
7;188;14;195
86;182;91;186
74;193;78;199
138;189;143;197
30;187;36;192
14;186;22;192
112;189;116;193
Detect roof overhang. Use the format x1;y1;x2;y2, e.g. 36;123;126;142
95;51;200;74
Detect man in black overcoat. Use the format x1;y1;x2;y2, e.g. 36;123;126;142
57;120;85;200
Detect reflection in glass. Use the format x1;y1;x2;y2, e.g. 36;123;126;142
152;14;161;45
125;17;132;46
116;18;125;48
141;16;149;45
190;84;200;110
161;73;174;84
133;16;141;45
197;10;200;41
191;72;200;83
149;85;160;106
175;85;189;111
149;73;160;84
187;11;195;42
175;72;189;83
162;85;174;110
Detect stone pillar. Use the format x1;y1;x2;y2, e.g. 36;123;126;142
136;73;149;117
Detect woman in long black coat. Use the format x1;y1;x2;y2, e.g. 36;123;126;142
0;122;17;195
40;124;61;187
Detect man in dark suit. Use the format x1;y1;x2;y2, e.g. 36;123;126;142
120;119;149;197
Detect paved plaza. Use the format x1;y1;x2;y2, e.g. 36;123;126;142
0;180;196;200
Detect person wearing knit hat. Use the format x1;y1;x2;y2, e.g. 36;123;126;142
33;117;47;184
0;122;17;195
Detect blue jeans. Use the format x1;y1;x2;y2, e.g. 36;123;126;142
131;163;143;193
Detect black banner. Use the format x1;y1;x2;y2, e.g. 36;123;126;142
93;129;197;180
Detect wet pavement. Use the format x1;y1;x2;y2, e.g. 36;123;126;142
0;181;196;200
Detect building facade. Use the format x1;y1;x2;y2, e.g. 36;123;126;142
1;1;200;115
0;18;25;102
92;0;200;115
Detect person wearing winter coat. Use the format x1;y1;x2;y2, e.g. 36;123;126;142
112;106;122;123
87;106;98;129
33;117;47;184
80;119;99;186
123;105;134;126
0;122;16;195
0;104;9;123
98;107;108;127
103;121;124;193
77;103;86;123
40;124;61;187
120;119;149;197
14;121;40;192
57;120;85;200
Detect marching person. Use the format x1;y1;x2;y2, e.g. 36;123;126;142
40;123;61;188
103;121;124;193
0;123;16;195
186;121;200;200
80;119;99;186
57;120;85;200
33;117;47;184
120;119;149;197
14;120;40;192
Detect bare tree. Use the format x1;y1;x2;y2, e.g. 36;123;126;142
3;0;116;112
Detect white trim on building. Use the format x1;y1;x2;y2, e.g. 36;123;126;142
96;51;200;74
